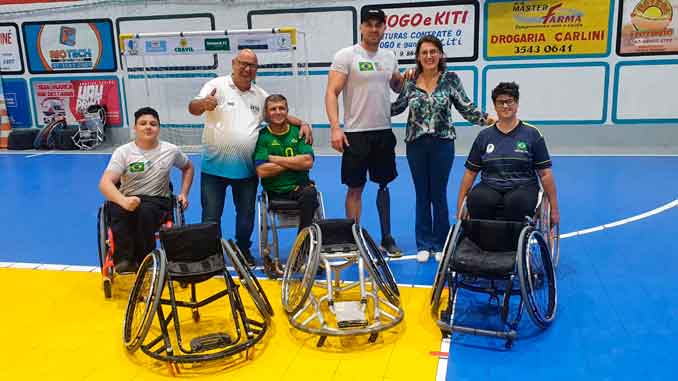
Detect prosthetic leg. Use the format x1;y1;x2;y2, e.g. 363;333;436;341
377;185;402;257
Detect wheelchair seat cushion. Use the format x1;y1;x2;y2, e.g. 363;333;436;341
159;223;226;279
315;219;359;252
461;219;524;252
452;237;516;279
268;196;302;212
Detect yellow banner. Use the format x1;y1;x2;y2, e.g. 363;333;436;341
486;0;612;58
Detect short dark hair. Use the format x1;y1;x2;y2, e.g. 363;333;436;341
491;82;520;103
415;35;446;75
264;94;288;112
134;106;159;124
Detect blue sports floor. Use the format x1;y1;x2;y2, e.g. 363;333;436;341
1;153;677;380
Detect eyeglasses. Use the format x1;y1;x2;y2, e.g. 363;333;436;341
235;59;258;70
419;50;440;57
495;98;516;107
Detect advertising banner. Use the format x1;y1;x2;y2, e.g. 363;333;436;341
486;0;612;59
23;19;116;73
0;23;23;73
1;78;31;127
364;1;479;62
618;0;678;56
31;77;122;127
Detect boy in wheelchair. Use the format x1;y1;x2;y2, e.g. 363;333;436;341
98;107;194;274
254;95;318;256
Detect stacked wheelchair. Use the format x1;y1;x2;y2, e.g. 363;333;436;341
96;185;185;298
430;189;560;348
123;222;273;373
281;219;403;347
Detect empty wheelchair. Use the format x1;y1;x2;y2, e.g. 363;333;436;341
123;222;273;373
281;219;403;347
96;185;185;298
430;191;558;348
73;104;107;150
257;188;325;279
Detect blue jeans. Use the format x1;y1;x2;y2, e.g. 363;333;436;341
200;172;258;250
406;135;454;252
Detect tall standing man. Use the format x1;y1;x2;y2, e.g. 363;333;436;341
325;8;405;257
189;49;312;266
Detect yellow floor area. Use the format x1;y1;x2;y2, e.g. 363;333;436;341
0;268;442;381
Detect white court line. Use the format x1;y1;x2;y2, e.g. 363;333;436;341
25;150;54;158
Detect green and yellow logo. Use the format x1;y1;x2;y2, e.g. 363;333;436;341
515;141;528;153
174;38;194;53
358;61;375;71
129;162;145;173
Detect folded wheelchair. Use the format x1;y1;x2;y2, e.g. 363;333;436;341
430;189;559;348
123;223;273;372
96;185;185;298
281;219;403;347
257;188;325;279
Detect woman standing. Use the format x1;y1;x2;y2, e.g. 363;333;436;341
392;36;493;262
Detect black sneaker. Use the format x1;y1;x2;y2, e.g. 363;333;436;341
239;246;257;268
114;259;137;274
381;236;402;258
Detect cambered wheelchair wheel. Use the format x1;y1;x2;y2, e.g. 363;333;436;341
222;239;274;320
517;227;557;329
282;225;320;315
123;249;166;352
431;222;462;309
355;226;400;306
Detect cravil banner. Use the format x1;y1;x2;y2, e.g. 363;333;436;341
31;77;122;127
618;0;678;56
365;1;479;62
23;19;117;73
486;0;613;59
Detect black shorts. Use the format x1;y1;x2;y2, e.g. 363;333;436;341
341;129;397;187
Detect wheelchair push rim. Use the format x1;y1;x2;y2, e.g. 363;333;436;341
222;239;274;319
282;225;320;315
517;227;557;329
123;249;166;352
354;225;400;306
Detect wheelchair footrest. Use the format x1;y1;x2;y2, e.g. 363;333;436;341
190;333;233;353
335;301;367;328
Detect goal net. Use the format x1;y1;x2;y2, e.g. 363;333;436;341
120;28;310;152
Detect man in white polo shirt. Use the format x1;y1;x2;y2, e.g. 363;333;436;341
189;49;312;266
325;8;405;257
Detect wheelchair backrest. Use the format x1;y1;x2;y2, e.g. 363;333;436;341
315;219;356;246
159;222;222;263
461;219;524;253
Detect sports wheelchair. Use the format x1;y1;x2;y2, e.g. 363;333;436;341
123;222;272;372
281;219;403;347
73;104;107;150
97;184;185;298
430;187;560;348
257;188;325;279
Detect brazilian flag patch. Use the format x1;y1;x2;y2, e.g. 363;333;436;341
129;162;145;173
358;61;375;72
515;141;528;153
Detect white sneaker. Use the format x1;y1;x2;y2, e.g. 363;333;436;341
416;250;430;263
434;251;444;262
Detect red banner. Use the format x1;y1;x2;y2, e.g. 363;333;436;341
32;77;122;127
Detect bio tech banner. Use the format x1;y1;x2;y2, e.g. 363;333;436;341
618;0;678;56
31;77;122;127
486;0;612;59
22;19;116;73
365;1;479;62
0;23;23;73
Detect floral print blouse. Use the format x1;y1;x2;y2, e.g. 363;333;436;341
391;71;488;142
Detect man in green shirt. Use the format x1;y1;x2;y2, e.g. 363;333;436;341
254;94;318;233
